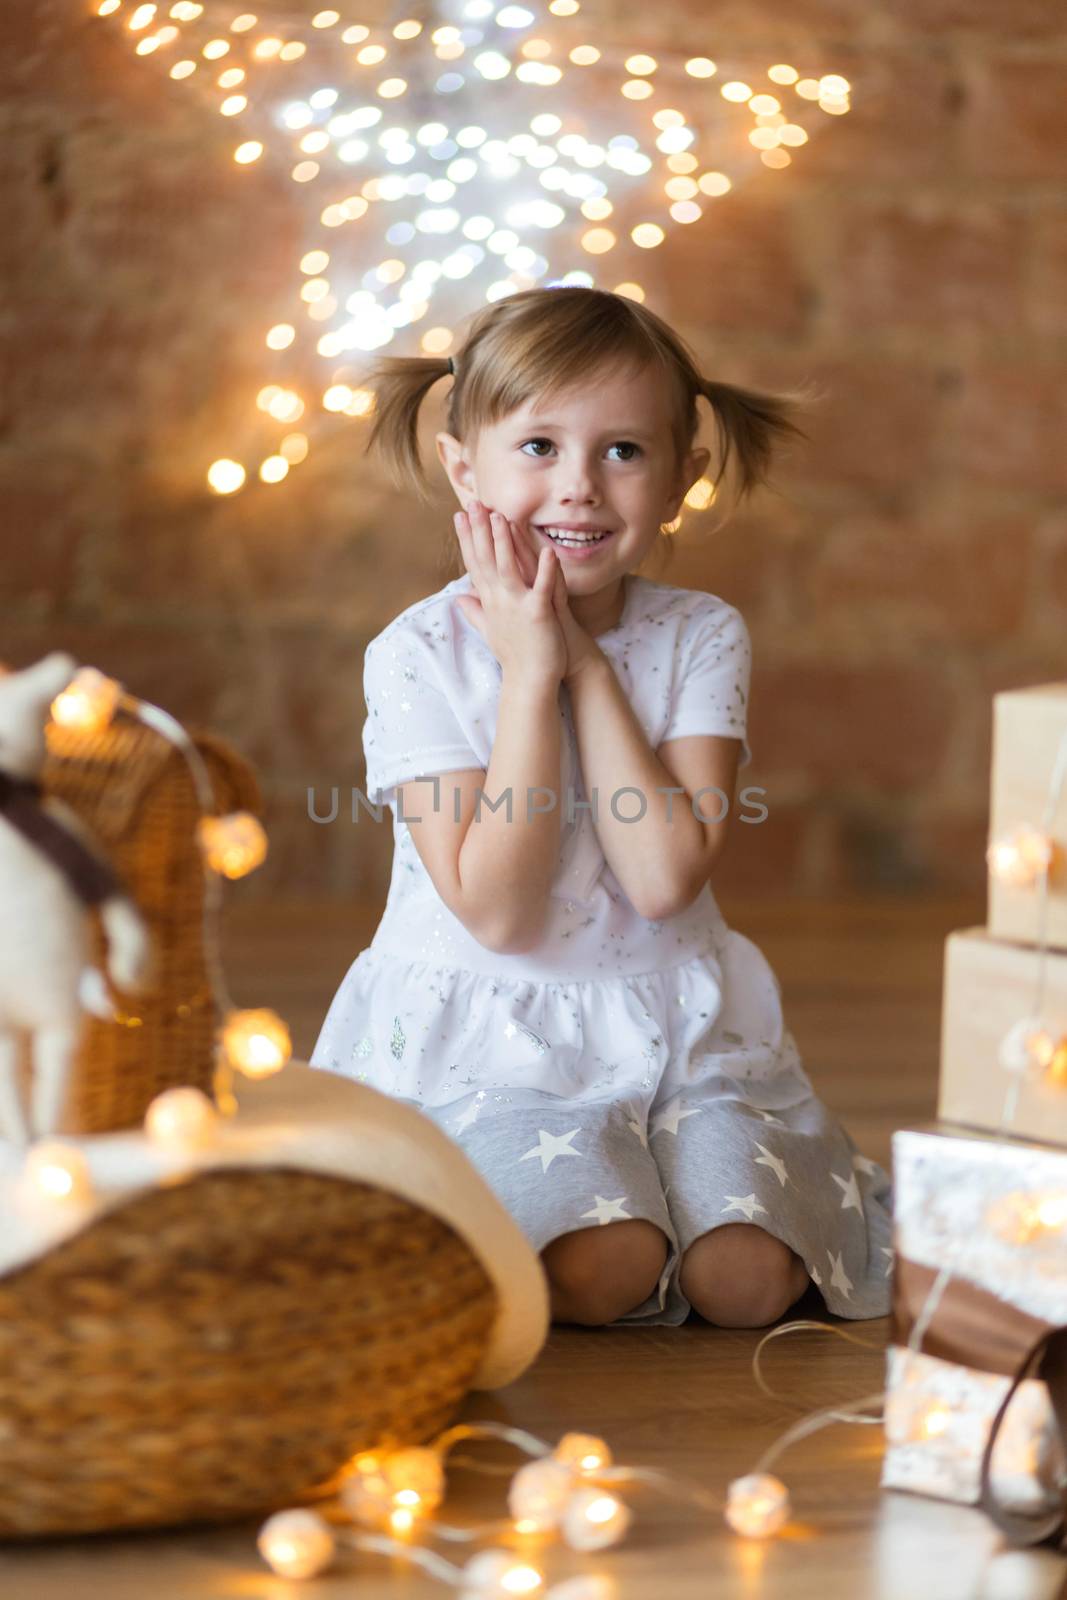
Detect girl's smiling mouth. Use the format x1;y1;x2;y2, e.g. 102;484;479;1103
533;525;618;555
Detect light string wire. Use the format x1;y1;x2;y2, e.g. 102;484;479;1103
751;725;1067;1500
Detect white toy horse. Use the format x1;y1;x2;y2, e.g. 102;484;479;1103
0;653;154;1146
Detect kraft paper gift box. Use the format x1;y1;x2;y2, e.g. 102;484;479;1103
882;1127;1067;1544
938;927;1067;1149
988;683;1067;953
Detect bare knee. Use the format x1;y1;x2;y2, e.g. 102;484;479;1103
542;1220;669;1326
680;1223;808;1329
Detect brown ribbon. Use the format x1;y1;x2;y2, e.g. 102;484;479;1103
893;1255;1067;1550
0;770;122;908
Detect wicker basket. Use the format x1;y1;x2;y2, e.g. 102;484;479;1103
0;1166;497;1537
40;712;261;1134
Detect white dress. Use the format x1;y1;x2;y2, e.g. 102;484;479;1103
310;571;893;1324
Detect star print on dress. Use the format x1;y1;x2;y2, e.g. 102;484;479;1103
827;1249;854;1299
721;1193;768;1221
624;1106;649;1149
753;1108;785;1127
809;1264;823;1288
580;1195;632;1225
520;1128;585;1175
453;1095;484;1135
650;1096;700;1138
831;1170;864;1215
852;1153;879;1176
880;1246;895;1277
753;1142;789;1187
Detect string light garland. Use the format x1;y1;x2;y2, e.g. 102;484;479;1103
87;1;851;501
43;665;292;1142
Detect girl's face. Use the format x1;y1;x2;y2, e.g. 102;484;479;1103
436;357;710;604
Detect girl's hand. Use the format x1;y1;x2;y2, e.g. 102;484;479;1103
507;519;606;685
453;501;568;686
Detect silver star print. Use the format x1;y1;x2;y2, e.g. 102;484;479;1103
389;1018;406;1061
852;1154;880;1177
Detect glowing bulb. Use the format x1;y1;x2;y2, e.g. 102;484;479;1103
170;60;196;78
220;1008;291;1078
580;227;615;254
219;95;247;116
280;432;309;464
560;1487;631;1551
202;38;229;58
257;1509;335;1578
323;384;354;411
461;1550;544;1597
266;323;295;350
625;53;656;74
613;281;645;302
234;140;263;164
631;223;664;249
554;1433;612;1472
999;1016;1057;1077
24;1142;93;1205
724;1473;790;1538
197;811;268;877
50;667;122;733
251;432;299;502
207;459;246;494
144;1087;219;1151
508;1459;576;1530
231;13;257;31
920;1404;950;1438
987;826;1057;888
686;57;716;77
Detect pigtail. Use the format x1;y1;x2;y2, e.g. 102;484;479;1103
699;375;819;503
362;354;454;502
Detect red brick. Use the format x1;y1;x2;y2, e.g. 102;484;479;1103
772;50;960;185
802;506;1033;643
1029;209;1067;341
945;361;1067;495
751;659;955;790
885;0;1067;36
961;58;1067;181
659;196;810;337
769;356;944;491
834;200;1027;335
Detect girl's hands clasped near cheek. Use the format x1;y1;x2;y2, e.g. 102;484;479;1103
452;500;568;688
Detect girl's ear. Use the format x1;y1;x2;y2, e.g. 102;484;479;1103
435;431;477;509
665;445;711;519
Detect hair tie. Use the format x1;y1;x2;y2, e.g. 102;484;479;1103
446;355;455;376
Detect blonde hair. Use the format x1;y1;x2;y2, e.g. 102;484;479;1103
362;286;817;527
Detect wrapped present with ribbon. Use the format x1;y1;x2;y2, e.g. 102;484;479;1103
881;1126;1067;1546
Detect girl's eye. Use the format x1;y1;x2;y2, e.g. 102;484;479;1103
519;439;643;460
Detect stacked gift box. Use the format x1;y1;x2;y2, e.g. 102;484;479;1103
881;682;1067;1542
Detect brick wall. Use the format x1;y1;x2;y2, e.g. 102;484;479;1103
3;0;1065;902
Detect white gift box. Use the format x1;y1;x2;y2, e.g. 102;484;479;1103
881;1127;1067;1521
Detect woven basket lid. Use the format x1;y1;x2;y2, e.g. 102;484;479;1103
0;1063;549;1390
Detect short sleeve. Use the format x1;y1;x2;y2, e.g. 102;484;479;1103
361;626;486;808
659;601;752;768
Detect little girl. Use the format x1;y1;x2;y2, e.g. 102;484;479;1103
310;286;893;1330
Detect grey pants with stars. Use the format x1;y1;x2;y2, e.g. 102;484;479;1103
406;1075;894;1326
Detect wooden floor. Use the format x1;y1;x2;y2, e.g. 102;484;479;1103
5;894;1066;1599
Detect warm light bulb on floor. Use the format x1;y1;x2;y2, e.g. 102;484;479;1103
554;1432;612;1472
258;1508;336;1578
461;1550;544;1597
508;1458;576;1529
724;1473;790;1538
559;1487;631;1551
999;1017;1057;1077
50;667;122;732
